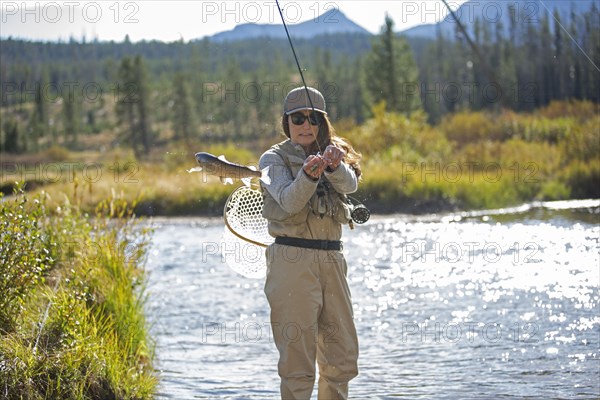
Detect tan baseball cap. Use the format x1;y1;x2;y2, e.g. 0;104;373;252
283;87;327;115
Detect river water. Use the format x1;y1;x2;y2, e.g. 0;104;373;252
144;200;599;399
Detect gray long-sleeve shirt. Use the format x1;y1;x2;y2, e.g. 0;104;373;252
259;139;357;240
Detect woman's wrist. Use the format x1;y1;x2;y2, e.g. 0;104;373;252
303;169;319;181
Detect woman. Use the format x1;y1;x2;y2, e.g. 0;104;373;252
259;87;362;400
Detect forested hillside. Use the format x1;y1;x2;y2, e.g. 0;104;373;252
2;2;598;155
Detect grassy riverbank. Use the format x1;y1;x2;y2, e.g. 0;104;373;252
1;100;598;215
0;186;156;399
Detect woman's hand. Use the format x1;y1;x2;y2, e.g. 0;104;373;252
323;145;345;171
303;155;327;180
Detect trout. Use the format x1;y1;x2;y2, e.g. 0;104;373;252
189;152;271;186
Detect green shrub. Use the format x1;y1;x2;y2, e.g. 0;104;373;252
440;111;508;144
513;115;573;143
562;159;600;199
345;103;451;163
453;174;519;210
539;180;571;201
44;146;71;162
0;187;56;332
0;188;157;399
537;100;599;121
560;116;600;162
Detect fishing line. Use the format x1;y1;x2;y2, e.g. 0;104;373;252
537;0;599;72
274;0;324;155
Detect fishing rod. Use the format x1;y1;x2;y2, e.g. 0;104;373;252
210;2;364;279
274;0;324;155
273;1;370;226
440;0;497;84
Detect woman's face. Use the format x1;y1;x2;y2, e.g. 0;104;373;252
288;110;321;149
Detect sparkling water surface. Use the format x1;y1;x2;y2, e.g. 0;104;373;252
145;200;599;399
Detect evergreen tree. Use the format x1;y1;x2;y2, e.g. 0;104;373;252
450;20;472;112
115;55;152;157
552;10;565;99
116;57;137;151
190;43;208;126
62;89;79;147
133;55;152;155
221;59;243;138
498;22;517;110
569;8;584;100
253;65;277;134
420;23;448;122
2;119;20;153
471;18;485;110
336;56;367;123
583;2;600;102
364;14;421;114
351;58;368;123
29;69;51;152
539;13;554;106
315;49;336;117
171;72;196;146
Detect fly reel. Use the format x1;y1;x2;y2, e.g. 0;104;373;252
347;196;370;224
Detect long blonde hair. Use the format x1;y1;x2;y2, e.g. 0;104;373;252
281;112;362;178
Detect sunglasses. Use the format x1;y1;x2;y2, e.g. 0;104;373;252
290;112;321;126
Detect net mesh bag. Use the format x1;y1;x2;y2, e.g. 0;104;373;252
222;186;274;278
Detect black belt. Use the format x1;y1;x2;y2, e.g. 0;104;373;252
275;237;343;251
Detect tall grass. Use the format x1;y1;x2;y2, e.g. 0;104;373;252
1;143;245;217
0;185;157;399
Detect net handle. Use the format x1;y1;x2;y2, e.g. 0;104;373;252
223;187;269;248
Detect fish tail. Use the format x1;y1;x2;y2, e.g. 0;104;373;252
260;166;271;185
241;177;252;187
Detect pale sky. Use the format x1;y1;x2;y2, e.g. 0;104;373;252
1;0;468;42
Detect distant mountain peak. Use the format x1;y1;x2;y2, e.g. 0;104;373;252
401;0;600;39
207;9;370;42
